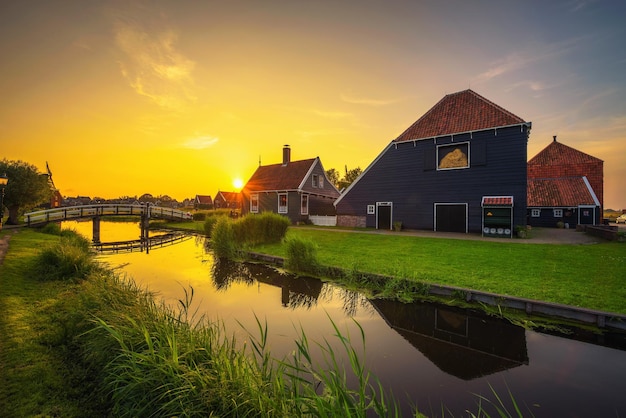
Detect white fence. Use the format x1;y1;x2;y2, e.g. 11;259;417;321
308;215;337;226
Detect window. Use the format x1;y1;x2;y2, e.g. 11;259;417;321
250;194;259;213
278;193;288;213
437;142;469;170
301;194;309;215
367;205;375;215
531;209;540;217
553;209;563;218
319;176;324;188
312;174;319;188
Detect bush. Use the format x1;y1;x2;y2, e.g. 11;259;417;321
192;212;206;221
31;232;97;281
232;212;290;246
211;217;237;259
284;236;320;275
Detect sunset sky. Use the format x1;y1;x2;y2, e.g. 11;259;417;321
1;1;625;209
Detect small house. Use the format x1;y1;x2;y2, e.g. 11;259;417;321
194;194;213;210
527;137;603;227
213;191;241;210
240;145;341;224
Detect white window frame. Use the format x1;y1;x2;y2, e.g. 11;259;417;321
319;176;324;189
250;193;259;213
531;209;540;217
301;194;309;215
553;209;563;218
312;174;319;188
367;204;375;215
437;142;470;171
278;193;288;214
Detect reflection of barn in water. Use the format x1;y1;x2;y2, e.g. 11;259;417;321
211;260;323;309
371;299;529;380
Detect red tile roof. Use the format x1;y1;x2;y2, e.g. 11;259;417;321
216;191;240;203
394;89;526;142
244;158;317;191
195;195;213;204
482;196;513;206
528;139;603;166
527;177;598;207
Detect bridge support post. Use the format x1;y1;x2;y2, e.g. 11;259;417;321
140;203;150;253
93;216;101;244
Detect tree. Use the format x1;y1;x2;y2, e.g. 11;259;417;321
325;168;340;188
0;159;52;224
326;165;362;191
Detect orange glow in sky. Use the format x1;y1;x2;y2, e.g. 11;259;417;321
1;1;625;209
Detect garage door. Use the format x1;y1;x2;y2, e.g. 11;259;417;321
435;204;467;233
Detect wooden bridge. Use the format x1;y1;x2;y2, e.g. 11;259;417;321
24;204;193;226
24;204;193;244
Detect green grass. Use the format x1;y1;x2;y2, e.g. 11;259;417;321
252;227;626;314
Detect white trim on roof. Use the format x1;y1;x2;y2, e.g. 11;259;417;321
394;122;532;145
582;176;601;207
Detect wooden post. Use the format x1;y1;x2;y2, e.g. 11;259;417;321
92;216;101;244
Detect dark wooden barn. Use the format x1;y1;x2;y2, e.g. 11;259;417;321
334;89;531;236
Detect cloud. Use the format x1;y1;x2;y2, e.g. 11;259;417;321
340;93;400;106
114;19;196;110
181;135;219;150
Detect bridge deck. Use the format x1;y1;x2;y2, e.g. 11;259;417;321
25;204;193;225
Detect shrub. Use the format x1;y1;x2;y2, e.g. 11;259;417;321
192;212;206;221
284;236;320;274
211;217;237;259
232;212;290;246
31;232;96;281
39;222;63;235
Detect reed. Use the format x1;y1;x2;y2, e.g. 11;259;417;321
284;236;321;275
29;230;97;281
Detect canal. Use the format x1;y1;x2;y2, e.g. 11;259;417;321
65;220;626;417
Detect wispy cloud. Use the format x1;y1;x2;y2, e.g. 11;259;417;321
113;18;196;110
340;93;400;106
181;135;219;150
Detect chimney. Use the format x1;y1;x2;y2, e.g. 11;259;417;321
282;144;291;165
553;135;557;142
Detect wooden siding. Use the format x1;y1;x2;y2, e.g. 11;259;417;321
241;190;336;224
335;125;529;232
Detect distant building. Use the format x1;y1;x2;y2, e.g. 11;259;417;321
194;194;213;210
213;191;241;210
527;136;603;227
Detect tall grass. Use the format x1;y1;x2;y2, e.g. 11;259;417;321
284;236;321;275
210;212;290;258
29;230;98;281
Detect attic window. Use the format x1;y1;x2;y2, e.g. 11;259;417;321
437;143;469;170
312;174;319;188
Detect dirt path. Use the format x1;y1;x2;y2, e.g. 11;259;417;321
0;229;17;266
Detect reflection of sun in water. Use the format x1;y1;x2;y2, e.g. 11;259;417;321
233;178;243;190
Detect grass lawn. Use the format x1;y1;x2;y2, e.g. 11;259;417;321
253;227;626;314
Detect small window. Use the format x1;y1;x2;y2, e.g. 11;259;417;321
312;174;319;188
367;205;375;215
553;209;563;218
250;194;259;213
278;193;288;213
531;209;540;217
319;176;324;188
437;143;469;170
301;194;309;215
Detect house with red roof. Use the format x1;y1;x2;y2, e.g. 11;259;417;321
194;194;213;209
241;145;341;224
527;136;603;227
334;89;532;237
213;191;241;210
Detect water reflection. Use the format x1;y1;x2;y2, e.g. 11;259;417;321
371;299;528;380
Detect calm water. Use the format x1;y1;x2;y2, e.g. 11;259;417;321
65;220;626;417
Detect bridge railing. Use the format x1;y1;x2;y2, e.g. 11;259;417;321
24;204;193;225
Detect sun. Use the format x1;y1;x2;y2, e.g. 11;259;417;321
233;178;244;190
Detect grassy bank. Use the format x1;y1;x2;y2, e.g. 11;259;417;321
0;229;408;417
252;227;626;314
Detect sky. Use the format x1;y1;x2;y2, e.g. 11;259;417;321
1;0;625;209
